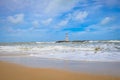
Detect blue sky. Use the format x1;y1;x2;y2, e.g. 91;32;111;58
0;0;120;42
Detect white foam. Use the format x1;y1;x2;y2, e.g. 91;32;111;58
0;41;120;61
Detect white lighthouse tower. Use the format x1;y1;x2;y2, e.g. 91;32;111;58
65;33;69;41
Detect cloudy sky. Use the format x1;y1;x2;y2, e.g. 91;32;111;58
0;0;120;42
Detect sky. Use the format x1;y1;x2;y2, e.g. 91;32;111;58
0;0;120;42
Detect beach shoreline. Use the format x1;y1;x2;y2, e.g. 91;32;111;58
0;61;120;80
0;56;120;76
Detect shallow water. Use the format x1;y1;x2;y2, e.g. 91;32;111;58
0;56;120;76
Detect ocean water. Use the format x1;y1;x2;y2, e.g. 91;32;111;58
0;40;120;62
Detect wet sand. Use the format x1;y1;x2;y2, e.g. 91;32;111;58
0;56;120;76
0;61;120;80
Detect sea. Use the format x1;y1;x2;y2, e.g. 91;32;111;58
0;40;120;62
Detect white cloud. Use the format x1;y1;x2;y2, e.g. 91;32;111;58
1;0;86;18
85;17;114;33
65;11;88;23
7;13;24;24
58;19;69;27
94;0;120;7
32;20;39;27
53;10;88;29
105;0;120;7
44;0;79;16
54;17;70;29
101;17;111;25
74;11;88;22
42;18;52;25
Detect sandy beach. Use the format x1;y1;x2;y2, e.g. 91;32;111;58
0;61;120;80
0;41;120;80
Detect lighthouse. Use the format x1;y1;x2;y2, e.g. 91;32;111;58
65;33;69;41
56;33;69;43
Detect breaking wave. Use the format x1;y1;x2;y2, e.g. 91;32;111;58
0;40;120;61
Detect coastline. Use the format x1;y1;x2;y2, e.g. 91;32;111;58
0;56;120;76
0;61;120;80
